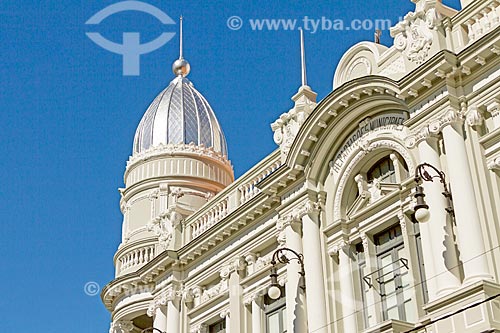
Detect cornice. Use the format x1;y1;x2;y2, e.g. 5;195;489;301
398;50;458;103
126;143;232;172
287;76;405;179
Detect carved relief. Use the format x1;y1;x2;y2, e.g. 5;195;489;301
190;323;208;333
271;91;316;159
109;321;134;333
147;287;180;317
466;105;484;127
147;207;183;250
391;7;442;64
487;157;500;171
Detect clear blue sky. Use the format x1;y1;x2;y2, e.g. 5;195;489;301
0;0;461;332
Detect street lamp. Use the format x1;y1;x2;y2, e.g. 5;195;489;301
413;163;454;222
141;328;165;333
268;247;305;299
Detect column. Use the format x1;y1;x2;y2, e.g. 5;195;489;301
301;203;328;333
284;217;307;333
166;296;181;333
251;295;263;333
417;136;461;298
221;311;230;333
153;306;167;332
228;257;246;333
336;242;357;332
440;112;493;283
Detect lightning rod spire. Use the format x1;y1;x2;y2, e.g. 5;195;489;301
300;28;307;87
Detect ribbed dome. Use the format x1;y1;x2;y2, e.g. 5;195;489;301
133;76;228;156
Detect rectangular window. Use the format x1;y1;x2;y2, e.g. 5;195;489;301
209;319;226;333
374;224;416;322
264;292;286;333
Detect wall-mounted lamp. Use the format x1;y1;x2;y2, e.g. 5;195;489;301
413;163;454;222
268;248;305;299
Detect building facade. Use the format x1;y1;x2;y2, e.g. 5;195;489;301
102;0;500;332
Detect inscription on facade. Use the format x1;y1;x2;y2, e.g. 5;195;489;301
331;113;407;173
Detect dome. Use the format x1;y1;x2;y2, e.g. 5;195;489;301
133;75;228;157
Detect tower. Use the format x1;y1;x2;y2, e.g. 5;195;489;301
115;18;234;278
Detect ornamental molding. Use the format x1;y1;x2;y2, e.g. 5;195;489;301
466;105;485;127
109;320;134;333
487;156;500;171
328;239;349;256
276;200;321;245
253;252;275;272
243;291;264;306
488;100;500;118
360;233;369;252
127;143;232;170
398;212;408;234
405;108;466;148
147;207;183;250
220;256;247;280
190;323;208;333
186;216;277;277
333;139;415;221
220;309;230;318
147;286;182;317
346;57;372;79
271;87;317;160
390;4;442;64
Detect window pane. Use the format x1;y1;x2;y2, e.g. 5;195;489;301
267;312;280;333
404;299;417;322
387;305;399;320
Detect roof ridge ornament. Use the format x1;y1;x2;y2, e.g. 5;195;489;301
271;30;317;162
300;28;307;87
172;16;191;77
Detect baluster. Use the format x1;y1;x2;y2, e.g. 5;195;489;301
491;3;499;26
133;250;139;265
139;248;144;264
239;186;245;204
466;19;476;43
476;14;484;36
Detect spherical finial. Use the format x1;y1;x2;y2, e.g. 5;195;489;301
172;58;190;77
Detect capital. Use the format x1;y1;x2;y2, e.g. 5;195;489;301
487;157;500;171
466;105;484;127
109;320;134;333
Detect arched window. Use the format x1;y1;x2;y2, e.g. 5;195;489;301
367;156;396;183
346;153;409;214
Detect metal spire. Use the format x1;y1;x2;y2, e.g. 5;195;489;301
300;28;307;87
179;16;183;59
172;16;190;77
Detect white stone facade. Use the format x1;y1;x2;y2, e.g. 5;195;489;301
102;1;500;332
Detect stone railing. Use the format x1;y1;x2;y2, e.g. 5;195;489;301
454;0;499;48
116;244;156;276
238;160;281;205
190;197;229;239
184;150;282;242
